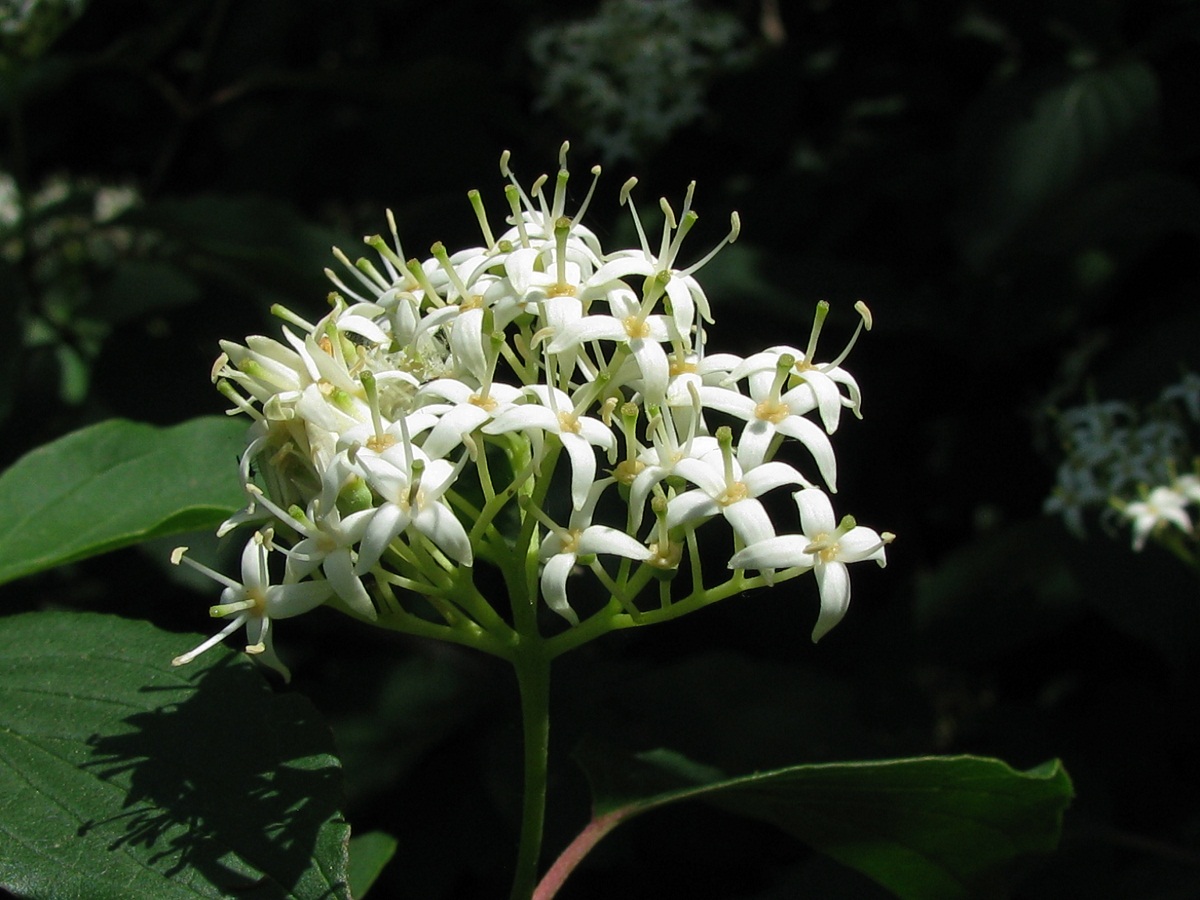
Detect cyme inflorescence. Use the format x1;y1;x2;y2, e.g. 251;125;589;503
1046;372;1200;554
172;144;892;679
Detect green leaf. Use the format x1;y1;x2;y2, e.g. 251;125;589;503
0;417;247;587
347;832;398;899
569;745;1072;900
0;610;350;899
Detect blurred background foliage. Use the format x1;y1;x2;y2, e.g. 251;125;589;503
3;0;1200;896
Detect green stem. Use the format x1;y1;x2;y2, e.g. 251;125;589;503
509;637;552;900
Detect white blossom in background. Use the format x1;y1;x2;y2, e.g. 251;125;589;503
173;143;891;674
1121;486;1193;551
1045;372;1200;557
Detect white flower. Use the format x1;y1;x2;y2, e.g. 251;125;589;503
1173;473;1200;505
548;282;674;403
1123;486;1193;551
728;488;891;642
483;384;616;508
699;352;839;484
354;446;473;572
170;532;332;681
725;301;871;434
414;378;524;459
245;483;376;621
536;479;653;623
666;429;807;548
627;404;717;533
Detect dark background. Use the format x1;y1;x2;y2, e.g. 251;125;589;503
3;0;1200;896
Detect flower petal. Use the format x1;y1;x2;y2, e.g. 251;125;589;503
540;553;581;624
812;561;851;642
793;488;836;535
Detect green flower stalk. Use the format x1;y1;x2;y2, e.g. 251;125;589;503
170;143;891;897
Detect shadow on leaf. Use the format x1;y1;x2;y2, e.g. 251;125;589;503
76;655;348;899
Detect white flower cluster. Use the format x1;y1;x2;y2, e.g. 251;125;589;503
1045;373;1200;554
172;144;892;678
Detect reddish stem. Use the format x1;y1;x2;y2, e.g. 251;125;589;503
532;808;629;900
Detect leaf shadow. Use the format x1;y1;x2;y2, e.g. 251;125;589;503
77;655;348;899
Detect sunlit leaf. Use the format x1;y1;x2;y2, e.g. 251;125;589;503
0;417;246;586
0;610;350;899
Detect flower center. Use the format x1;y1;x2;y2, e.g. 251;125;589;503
557;410;581;434
366;434;396;452
647;540;682;569
245;588;268;617
716;481;748;506
754;399;790;424
623;315;651;339
470;393;498;412
805;532;841;563
613;459;645;485
560;529;582;554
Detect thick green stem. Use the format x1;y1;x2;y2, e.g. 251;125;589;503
509;639;552;900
